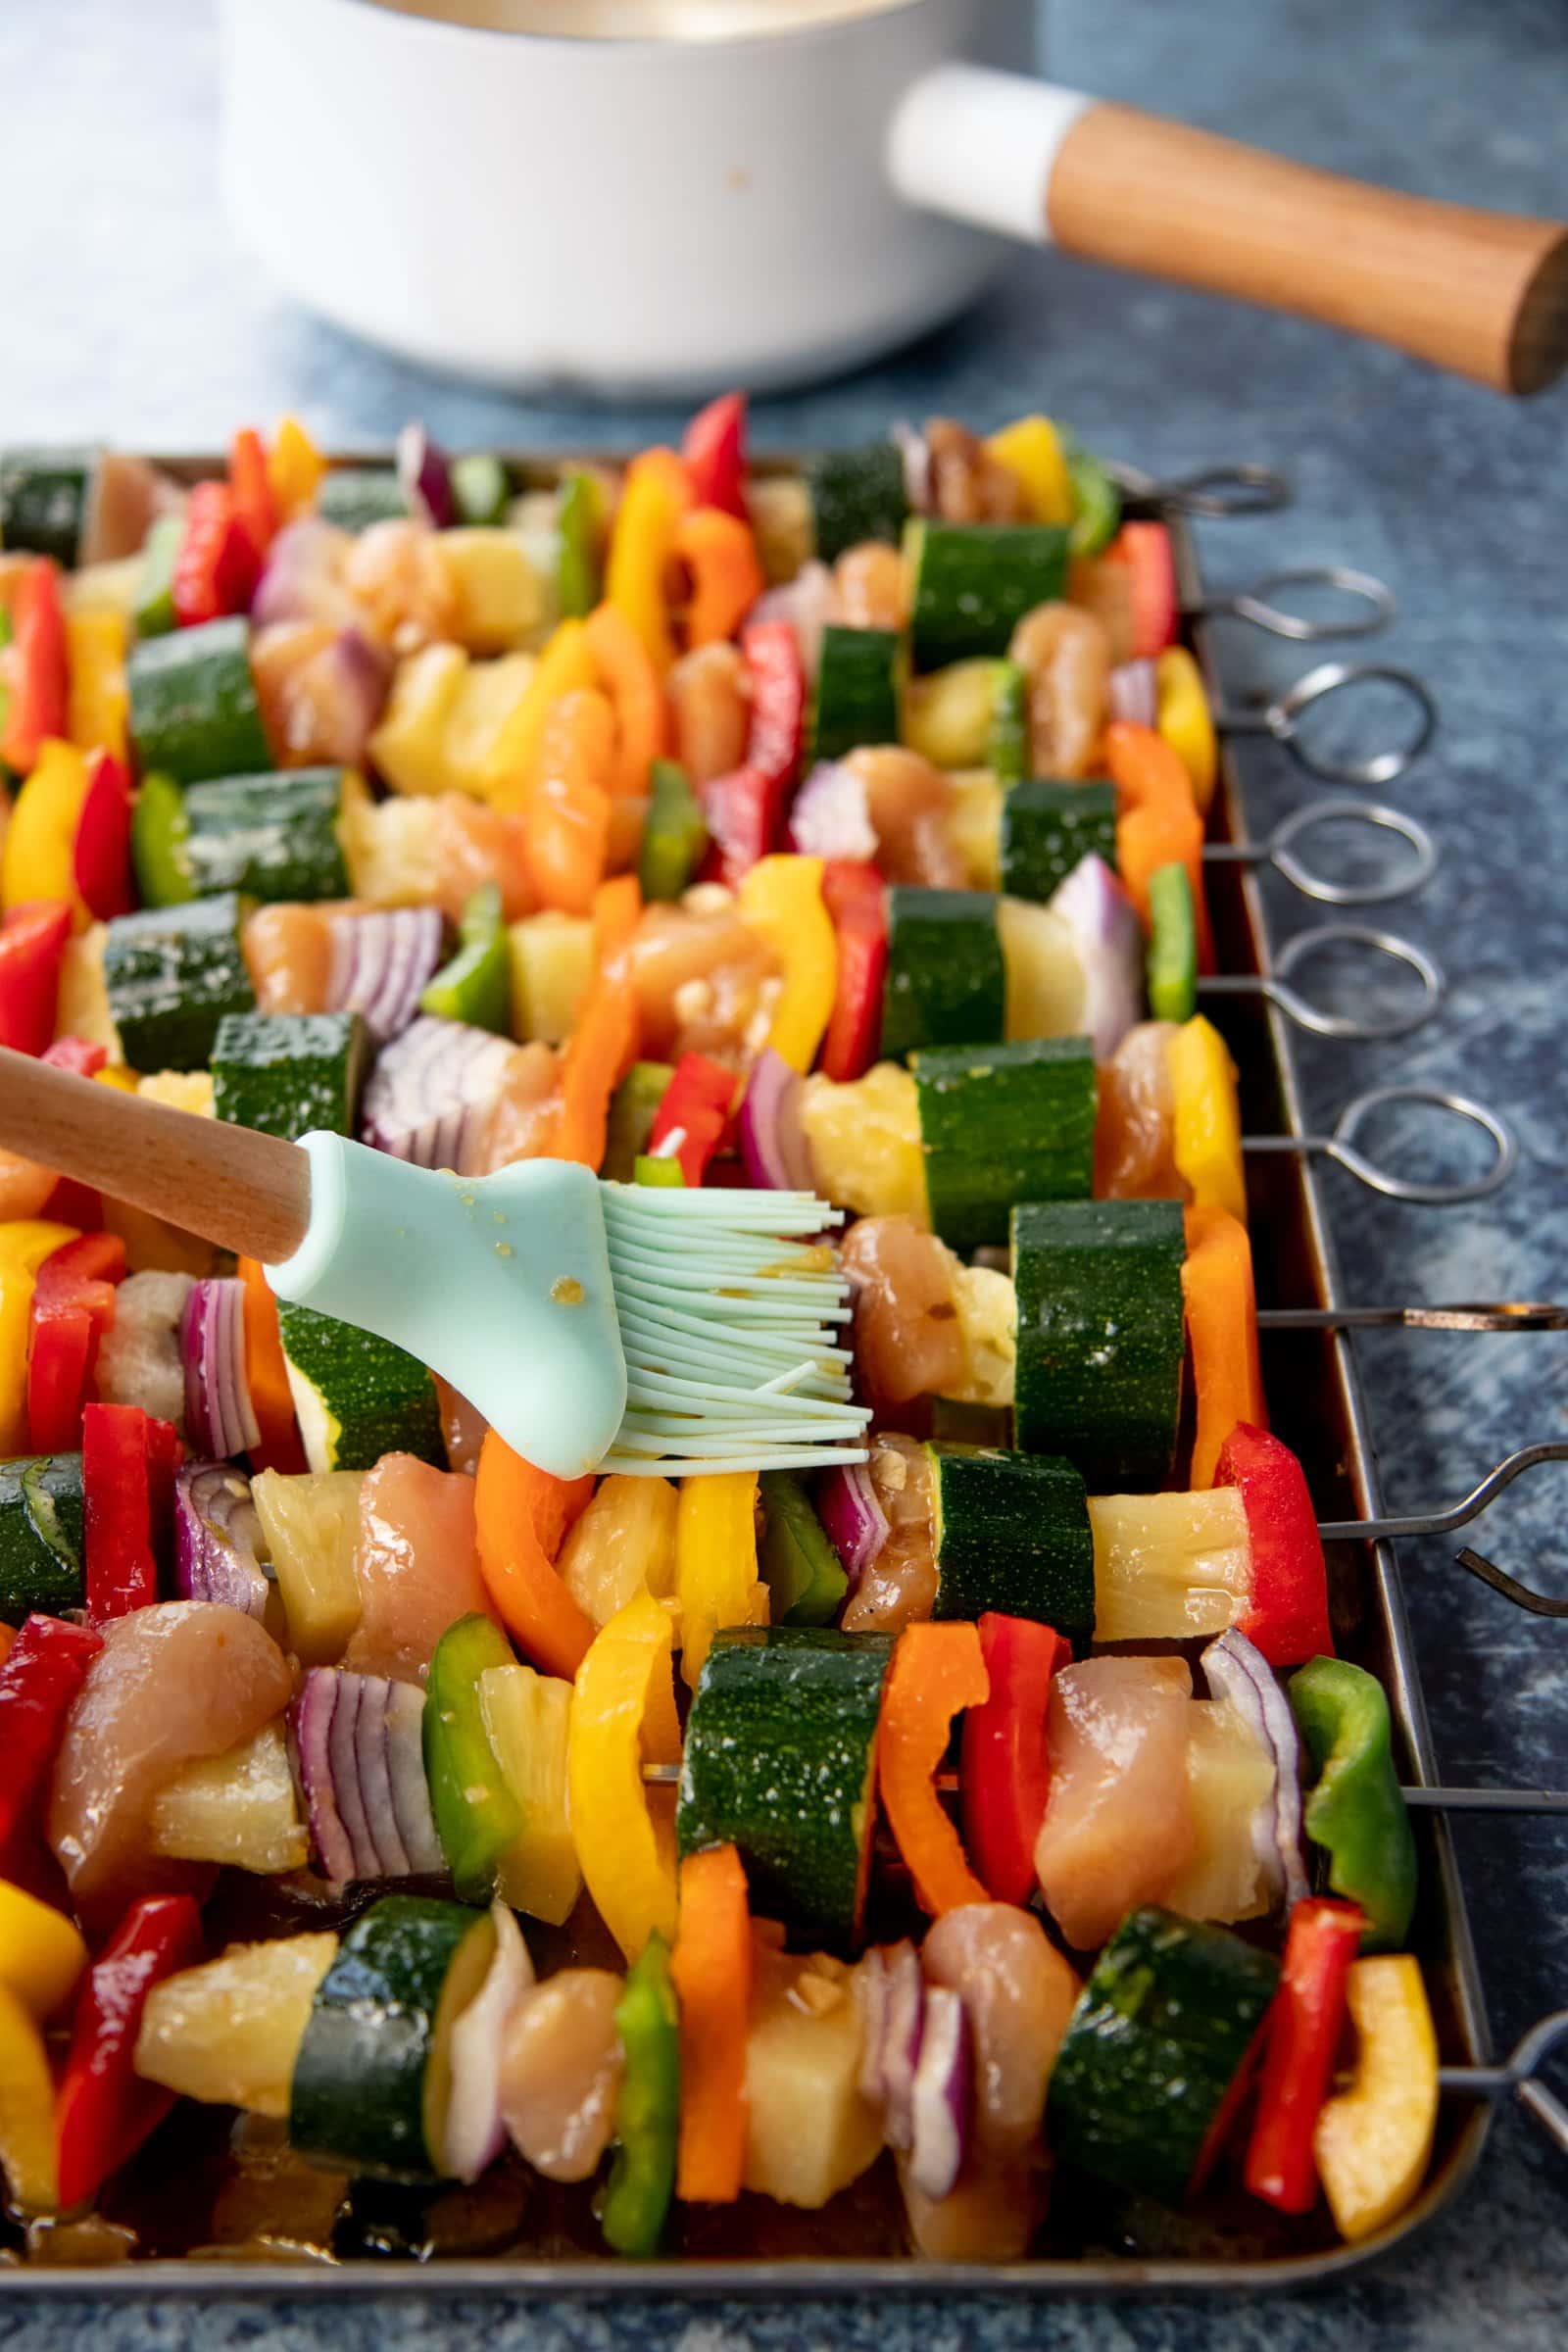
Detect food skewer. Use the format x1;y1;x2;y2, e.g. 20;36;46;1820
1240;1082;1514;1202
1188;564;1397;644
1208;658;1437;788
1200;921;1443;1038
1259;1301;1568;1332
1202;797;1437;905
642;1762;1568;1815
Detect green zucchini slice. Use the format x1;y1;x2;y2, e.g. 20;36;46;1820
1011;1198;1187;1485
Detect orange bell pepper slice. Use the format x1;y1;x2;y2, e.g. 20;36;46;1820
1106;719;1215;974
671;1841;752;2204
1;561;69;776
474;1429;596;1681
878;1622;991;1917
237;1257;307;1476
551;875;643;1169
585;602;671;802
605;448;691;675
521;686;614;915
228;427;277;556
672;507;766;654
1182;1204;1267;1489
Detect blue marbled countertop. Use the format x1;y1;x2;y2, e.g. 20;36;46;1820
3;0;1566;2342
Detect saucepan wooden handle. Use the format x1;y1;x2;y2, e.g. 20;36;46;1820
889;71;1568;395
0;1047;311;1263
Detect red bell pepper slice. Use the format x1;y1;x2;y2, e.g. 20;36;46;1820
42;1036;108;1079
1105;521;1178;660
172;480;263;628
1244;1895;1365;2214
681;392;749;521
56;1892;206;2209
959;1611;1071;1906
697;763;792;889
72;748;136;923
227;426;277;557
0;900;73;1055
0;558;69;773
646;1051;736;1186
83;1401;183;1625
817;859;888;1081
39;1041;109;1229
741;618;805;796
27;1231;126;1455
0;1613;103;1875
1215;1420;1333;1668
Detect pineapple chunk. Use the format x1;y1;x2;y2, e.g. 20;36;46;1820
508;912;596;1045
478;1663;582;1927
252;1469;364;1666
150;1722;309;1876
744;1939;883;2208
558;1474;678;1627
134;1934;338;2118
948;767;1004;890
434;530;549;655
746;475;812;585
137;1069;215;1118
442;653;539;801
1164;1700;1275;1924
63;556;145;618
903;660;1000;770
368;641;468;797
56;923;119;1057
947;1261;1017;1408
798;1063;929;1222
1089;1486;1251;1644
997;896;1087;1040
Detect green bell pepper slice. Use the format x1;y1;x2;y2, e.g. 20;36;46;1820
450;454;510;528
1065;443;1123;560
557;470;603;621
759;1470;849;1627
1147;859;1198;1022
638;759;708;905
604;1060;674;1183
602;1932;681;2256
130;771;194;906
422;1612;524;1905
1288;1655;1418;1951
419;881;510;1033
988;660;1029;790
633;1152;684;1188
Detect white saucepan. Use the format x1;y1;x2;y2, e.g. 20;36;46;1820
220;0;1568;398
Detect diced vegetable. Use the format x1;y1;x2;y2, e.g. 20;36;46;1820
127;616;270;785
276;1300;444;1474
912;1037;1095;1253
1244;1895;1364;2216
809;625;901;764
291;1665;441;1884
251;1467;364;1664
929;1446;1096;1643
743;1935;883;2208
568;1588;681;1964
757;1470;849;1627
0;1450;85;1623
212;1010;366;1142
557;1472;677;1629
907;521;1070;668
423;1612;523;1904
1089;1485;1251;1644
1163;1700;1279;1924
1011;1198;1187;1483
0;1876;87;2018
55;1892;206;2210
878;1622;991;1919
149;1721;309;1875
881;888;1005;1060
806;444;907;564
602;1932;681;2255
103;892;257;1071
675;1469;768;1690
999;780;1119;905
1311;1954;1438;2242
134;1933;339;2119
1289;1656;1418;1951
507;910;596;1046
478;1660;581;1926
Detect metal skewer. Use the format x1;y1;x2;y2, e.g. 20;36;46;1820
1211;660;1438;787
1202;924;1444;1039
642;1762;1568;1816
1188;565;1397;644
1203;799;1437;906
1241;1083;1515;1203
1259;1300;1568;1333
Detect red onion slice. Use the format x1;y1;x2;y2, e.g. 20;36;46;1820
441;1899;535;2183
172;1461;269;1617
906;1984;972;2202
1048;852;1145;1060
879;1939;925;2152
814;1459;890;1586
180;1279;262;1462
252;517;359;630
289;1666;443;1886
1108;658;1159;728
325;906;446;1045
1200;1627;1310;1909
892;421;932;517
787;761;878;863
361;1014;519;1173
750;561;833;688
738;1049;817;1195
396;422;455;530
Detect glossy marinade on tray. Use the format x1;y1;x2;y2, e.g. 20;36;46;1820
0;407;1476;2286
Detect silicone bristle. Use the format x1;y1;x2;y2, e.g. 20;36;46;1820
600;1182;872;1474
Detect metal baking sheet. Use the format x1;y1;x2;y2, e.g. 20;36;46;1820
1;461;1490;2295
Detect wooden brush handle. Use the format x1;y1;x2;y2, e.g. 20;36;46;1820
1047;103;1568;396
0;1048;312;1264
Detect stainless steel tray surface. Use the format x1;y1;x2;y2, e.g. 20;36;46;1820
4;454;1555;2297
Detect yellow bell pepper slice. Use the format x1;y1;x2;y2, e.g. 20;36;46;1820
1155;645;1218;816
0;1880;88;2019
605;448;690;676
1;738;90;918
66;609;128;764
567;1588;680;1961
985;416;1074;527
675;1471;768;1691
1313;1954;1438;2243
0;1220;79;1453
481;619;599;810
268;415;327;521
1168;1015;1247;1226
0;1982;59;2214
737;855;838;1076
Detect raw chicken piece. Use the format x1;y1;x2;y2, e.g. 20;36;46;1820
1033;1655;1196;1952
1094;1019;1190;1200
499;1969;625;2182
49;1602;293;1928
839;1215;967;1411
344;1451;499;1685
841;1434;939;1636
